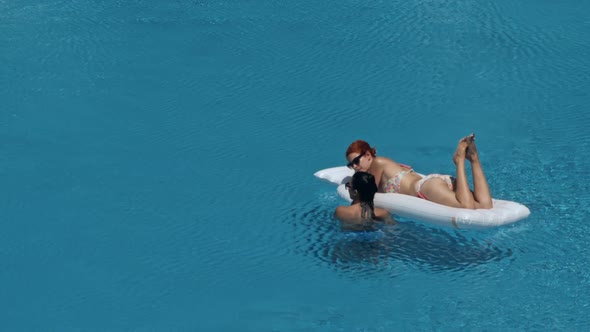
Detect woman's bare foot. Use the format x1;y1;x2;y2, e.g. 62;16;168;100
464;133;475;145
465;133;480;163
453;136;469;165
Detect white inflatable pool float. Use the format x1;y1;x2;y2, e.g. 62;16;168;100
315;166;530;229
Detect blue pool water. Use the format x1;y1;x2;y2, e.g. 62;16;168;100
2;0;589;330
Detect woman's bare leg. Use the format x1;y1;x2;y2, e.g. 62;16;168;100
466;136;493;209
418;135;485;209
452;136;475;209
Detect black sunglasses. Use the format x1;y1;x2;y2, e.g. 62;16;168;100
347;151;366;169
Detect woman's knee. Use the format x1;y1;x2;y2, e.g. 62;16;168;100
475;201;493;209
459;200;475;209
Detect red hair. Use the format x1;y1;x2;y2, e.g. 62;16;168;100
345;140;376;158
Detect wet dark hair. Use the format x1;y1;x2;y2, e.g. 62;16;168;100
351;172;379;220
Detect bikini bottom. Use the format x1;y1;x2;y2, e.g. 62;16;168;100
415;174;455;200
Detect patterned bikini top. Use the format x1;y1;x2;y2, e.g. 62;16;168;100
382;163;413;193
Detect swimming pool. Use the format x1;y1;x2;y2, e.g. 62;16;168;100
2;0;589;330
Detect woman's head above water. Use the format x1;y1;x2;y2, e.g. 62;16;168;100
345;140;376;171
346;171;378;203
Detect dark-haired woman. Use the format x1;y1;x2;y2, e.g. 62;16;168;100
334;171;396;231
345;134;493;209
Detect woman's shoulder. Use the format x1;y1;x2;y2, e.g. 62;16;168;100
375;156;404;176
334;205;350;214
334;205;356;220
374;208;396;224
375;155;399;167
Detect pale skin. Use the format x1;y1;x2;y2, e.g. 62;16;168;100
334;183;396;231
346;135;493;209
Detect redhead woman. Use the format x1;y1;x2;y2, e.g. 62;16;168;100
345;134;493;209
334;171;396;231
